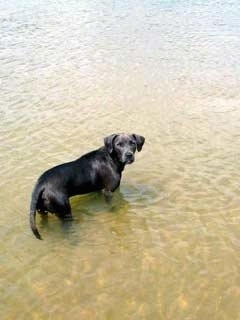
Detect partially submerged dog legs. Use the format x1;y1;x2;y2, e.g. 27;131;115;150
55;200;72;221
103;189;114;204
42;191;72;220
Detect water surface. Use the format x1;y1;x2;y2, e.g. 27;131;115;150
1;0;240;319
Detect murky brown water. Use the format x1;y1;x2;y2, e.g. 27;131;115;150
1;0;240;319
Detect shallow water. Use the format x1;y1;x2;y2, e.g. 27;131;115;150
1;0;240;319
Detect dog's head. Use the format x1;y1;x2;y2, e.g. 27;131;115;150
104;133;145;165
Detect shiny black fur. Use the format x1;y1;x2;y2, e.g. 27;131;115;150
30;133;145;239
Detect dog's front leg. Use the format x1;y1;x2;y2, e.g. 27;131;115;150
103;189;114;204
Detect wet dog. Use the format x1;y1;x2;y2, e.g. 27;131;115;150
30;133;145;239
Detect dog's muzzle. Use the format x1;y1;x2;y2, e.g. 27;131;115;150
124;152;134;164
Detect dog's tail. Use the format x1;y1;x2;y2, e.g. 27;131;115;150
30;184;44;240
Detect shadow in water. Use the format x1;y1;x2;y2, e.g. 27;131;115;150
120;182;160;207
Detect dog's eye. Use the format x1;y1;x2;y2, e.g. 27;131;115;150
129;141;135;146
116;142;123;147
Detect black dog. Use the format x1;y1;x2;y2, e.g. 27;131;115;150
30;133;145;239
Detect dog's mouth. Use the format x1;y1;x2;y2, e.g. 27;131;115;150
124;157;134;164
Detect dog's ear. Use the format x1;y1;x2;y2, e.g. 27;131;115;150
104;134;118;153
132;134;145;152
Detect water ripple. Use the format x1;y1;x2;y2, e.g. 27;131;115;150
1;0;240;319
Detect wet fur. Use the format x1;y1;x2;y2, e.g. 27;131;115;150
30;133;145;239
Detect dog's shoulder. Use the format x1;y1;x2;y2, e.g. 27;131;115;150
76;146;110;164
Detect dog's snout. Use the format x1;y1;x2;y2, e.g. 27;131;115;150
126;152;133;158
125;152;134;164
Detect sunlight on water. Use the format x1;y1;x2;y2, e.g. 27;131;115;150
0;0;240;319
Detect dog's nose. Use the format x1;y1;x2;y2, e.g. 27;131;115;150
125;152;133;159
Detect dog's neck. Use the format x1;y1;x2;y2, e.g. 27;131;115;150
102;147;125;173
111;152;125;173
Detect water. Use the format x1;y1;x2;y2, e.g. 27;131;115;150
1;0;240;319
